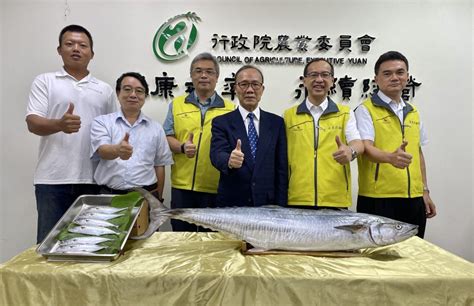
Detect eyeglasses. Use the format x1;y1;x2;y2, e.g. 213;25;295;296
236;82;263;91
192;68;217;77
305;71;333;80
121;86;146;96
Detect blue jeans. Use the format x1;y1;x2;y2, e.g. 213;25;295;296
35;184;100;243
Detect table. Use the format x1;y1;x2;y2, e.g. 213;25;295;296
1;232;473;305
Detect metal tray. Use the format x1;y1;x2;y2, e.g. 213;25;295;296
36;194;143;262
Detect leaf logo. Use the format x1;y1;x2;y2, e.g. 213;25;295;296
153;12;201;62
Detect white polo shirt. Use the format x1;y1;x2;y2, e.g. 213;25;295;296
26;68;117;184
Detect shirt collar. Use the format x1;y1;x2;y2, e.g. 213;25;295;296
305;97;328;113
238;106;260;122
193;91;216;106
56;67;97;84
377;91;406;109
117;109;148;125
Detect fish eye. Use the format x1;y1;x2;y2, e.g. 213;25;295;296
395;224;402;230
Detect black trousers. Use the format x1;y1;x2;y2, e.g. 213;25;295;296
357;196;427;238
99;183;157;195
170;187;216;232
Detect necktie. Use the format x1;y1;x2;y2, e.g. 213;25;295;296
247;113;258;159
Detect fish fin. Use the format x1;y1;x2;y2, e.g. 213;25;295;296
334;224;367;233
245;247;269;254
133;188;168;211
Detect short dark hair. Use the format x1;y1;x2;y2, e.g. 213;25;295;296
303;58;334;76
59;24;94;52
116;72;149;96
374;51;409;74
190;52;220;76
234;65;264;83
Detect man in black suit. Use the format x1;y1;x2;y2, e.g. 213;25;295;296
210;65;288;207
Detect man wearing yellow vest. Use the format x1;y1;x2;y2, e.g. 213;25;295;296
163;52;234;231
354;51;437;238
284;58;364;209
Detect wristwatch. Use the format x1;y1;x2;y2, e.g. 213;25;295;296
350;146;358;161
180;143;185;154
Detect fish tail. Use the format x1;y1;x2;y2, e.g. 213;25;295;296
129;188;169;240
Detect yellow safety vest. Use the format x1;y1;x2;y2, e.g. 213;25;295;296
284;99;352;207
171;94;234;193
357;94;423;198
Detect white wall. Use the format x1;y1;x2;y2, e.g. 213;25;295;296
1;0;472;262
0;0;5;260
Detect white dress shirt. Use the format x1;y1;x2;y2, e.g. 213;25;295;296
238;106;261;136
354;91;428;146
305;97;361;144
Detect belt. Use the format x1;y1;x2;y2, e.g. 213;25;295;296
100;183;157;195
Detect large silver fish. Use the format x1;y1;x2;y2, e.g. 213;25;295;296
131;188;418;251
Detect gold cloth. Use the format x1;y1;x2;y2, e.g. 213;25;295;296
1;232;473;305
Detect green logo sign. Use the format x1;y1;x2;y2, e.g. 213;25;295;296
153;12;201;62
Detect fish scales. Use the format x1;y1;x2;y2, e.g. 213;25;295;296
171;207;385;251
134;189;418;251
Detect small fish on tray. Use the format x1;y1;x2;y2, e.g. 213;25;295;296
82;204;127;214
73;218;119;228
58;236;112;246
76;212;124;221
69;225;120;236
36;193;144;262
53;244;106;254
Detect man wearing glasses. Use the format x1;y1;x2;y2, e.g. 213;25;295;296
354;51;436;238
210;65;288;207
91;72;172;199
163;52;234;231
26;25;117;243
284;58;363;209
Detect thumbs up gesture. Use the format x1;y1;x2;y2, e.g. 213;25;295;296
183;132;197;158
390;141;412;169
60;102;81;134
332;135;352;165
117;132;133;160
228;139;244;169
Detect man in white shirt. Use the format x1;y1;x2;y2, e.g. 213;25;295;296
354;51;436;238
26;25;117;243
91;72;173;199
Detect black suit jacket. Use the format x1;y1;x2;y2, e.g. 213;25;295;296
210;108;288;207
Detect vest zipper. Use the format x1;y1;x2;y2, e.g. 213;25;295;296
374;164;380;181
190;113;205;190
343;165;349;191
400;117;411;198
314;119;319;207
